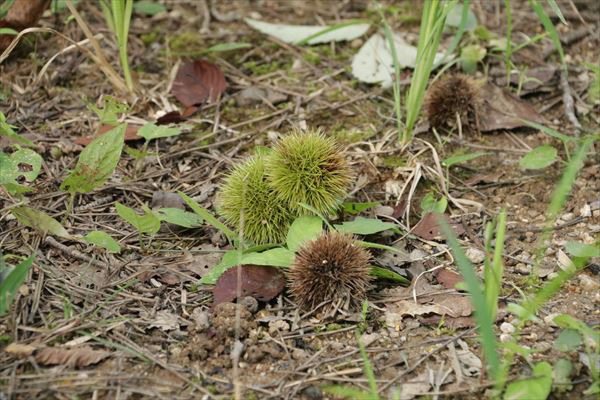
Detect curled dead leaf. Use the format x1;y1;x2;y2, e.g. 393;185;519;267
172;59;227;107
34;346;109;367
213;265;285;306
74;124;141;146
411;213;465;241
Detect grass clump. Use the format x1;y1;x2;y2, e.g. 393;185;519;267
267;129;352;216
217;154;295;245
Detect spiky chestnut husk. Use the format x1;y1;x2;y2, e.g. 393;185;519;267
425;74;481;134
217;154;295;245
288;231;372;312
266;129;352;216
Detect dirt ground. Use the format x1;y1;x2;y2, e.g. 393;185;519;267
0;1;599;399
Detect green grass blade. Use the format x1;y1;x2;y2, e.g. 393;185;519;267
530;0;564;64
439;216;500;380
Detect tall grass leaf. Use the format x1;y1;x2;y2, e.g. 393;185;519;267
439;215;500;380
546;0;567;25
530;0;564;64
178;191;237;241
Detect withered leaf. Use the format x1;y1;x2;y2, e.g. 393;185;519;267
411;213;465;241
35;346;109;367
435;267;464;289
5;342;36;357
156;106;198;125
479;83;546;132
172;59;227;107
213;265;285;306
75;124;141;146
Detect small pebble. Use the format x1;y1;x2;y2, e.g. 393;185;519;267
466;248;485;264
500;322;516;334
515;263;531;275
268;319;290;336
579;274;600;291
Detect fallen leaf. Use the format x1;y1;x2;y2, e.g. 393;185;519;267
74;124;141;146
151;191;186;210
479;83;546;131
235;86;288;106
397;371;432;400
172;59;227;107
435;267;464;289
245;18;369;45
148;310;179;331
352;33;447;88
213;265;285;306
12;206;71;239
185;246;224;277
422;315;476;329
436;295;473;317
411;213;465;241
156;106;198;125
35;346;109;367
5;343;36;357
494;66;557;93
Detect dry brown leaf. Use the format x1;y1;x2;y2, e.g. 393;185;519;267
411;213;465;241
479;83;546;131
0;0;49;52
213;265;286;306
74;124;141;145
35;346;109;367
5;342;36;357
435;267;464;290
172;59;227;106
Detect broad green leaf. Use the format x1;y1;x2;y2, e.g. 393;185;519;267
503;361;553;400
553;358;573;390
286;216;322;253
115;202;160;235
445;3;477;30
565;241;600;258
0;255;34;316
555;329;582;352
202;42;252;53
178;191;237;241
61;124;125;193
370;265;410;285
87;96;129;125
83;231;121;253
335;217;397;235
519;145;557;169
443;151;487;167
12;206;71;239
552;314;599;347
241;248;295;268
199;250;241;285
342;201;380;215
0;148;42;186
133;0;166;15
157;208;203;228
460;44;486;74
138;123;182;142
0;111;32;146
421;193;447;215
